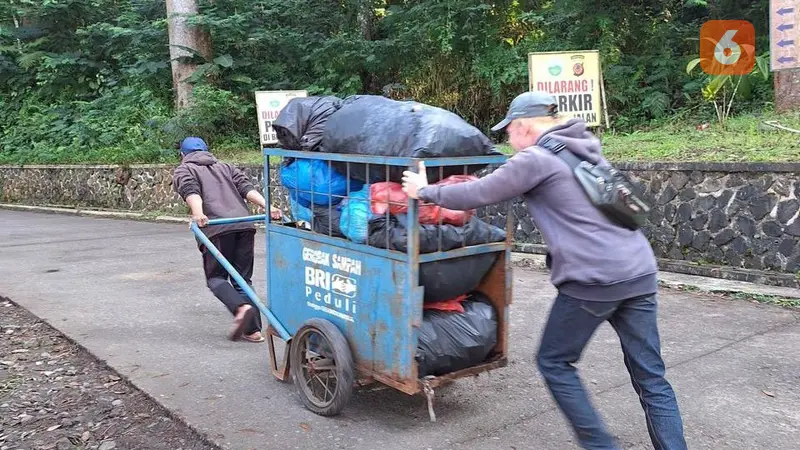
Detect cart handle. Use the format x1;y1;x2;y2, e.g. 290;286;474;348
190;218;292;341
206;214;268;225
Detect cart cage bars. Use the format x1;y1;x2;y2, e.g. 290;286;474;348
263;148;511;263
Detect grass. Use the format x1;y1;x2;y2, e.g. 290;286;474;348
661;281;800;309
598;111;800;162
212;146;270;165
728;292;800;308
493;111;800;163
3;111;799;166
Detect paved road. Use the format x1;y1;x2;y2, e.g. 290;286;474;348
1;210;799;450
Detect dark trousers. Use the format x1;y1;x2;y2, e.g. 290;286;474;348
536;292;687;450
201;230;261;334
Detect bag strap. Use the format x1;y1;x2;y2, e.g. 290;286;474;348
537;135;585;169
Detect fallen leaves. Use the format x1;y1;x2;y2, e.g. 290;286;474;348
0;298;217;450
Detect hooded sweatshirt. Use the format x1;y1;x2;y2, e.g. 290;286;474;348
172;151;256;239
418;119;658;302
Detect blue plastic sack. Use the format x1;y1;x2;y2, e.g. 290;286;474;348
280;159;361;207
289;196;313;222
340;184;372;243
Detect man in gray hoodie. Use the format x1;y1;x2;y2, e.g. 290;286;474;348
173;137;281;343
402;92;687;450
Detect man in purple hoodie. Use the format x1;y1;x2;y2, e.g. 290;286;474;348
402;92;687;450
173;137;281;343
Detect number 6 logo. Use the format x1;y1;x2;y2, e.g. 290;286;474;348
700;20;755;75
714;30;741;65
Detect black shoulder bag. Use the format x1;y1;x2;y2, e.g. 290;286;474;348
537;135;650;231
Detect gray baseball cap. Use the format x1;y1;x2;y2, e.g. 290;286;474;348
490;91;558;131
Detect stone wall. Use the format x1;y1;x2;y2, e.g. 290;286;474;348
479;162;800;274
0;164;288;215
2;162;799;274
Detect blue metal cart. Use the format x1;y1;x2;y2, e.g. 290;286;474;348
191;148;512;420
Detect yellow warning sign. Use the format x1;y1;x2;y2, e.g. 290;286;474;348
528;50;607;127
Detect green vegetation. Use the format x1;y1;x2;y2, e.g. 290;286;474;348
493;112;800;163
0;0;786;166
661;282;800;309
728;292;800;308
601;112;800;163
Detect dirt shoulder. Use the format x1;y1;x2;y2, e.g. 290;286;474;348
0;297;219;450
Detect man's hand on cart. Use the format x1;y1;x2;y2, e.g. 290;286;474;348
256;205;283;220
191;212;209;227
402;161;429;199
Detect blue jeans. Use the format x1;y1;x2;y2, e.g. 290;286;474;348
536;292;687;450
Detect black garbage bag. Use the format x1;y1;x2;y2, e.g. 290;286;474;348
419;254;499;302
320;95;499;183
310;205;345;238
367;214;504;302
340;94;365;107
416;292;498;378
367;214;506;253
273;96;341;151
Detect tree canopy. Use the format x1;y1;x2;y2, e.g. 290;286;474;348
0;0;773;164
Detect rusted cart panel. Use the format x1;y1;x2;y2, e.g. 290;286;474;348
193;148;512;420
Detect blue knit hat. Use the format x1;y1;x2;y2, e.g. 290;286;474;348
180;137;208;154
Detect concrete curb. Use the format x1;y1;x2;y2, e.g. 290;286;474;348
0;203;190;225
5;203;799;300
510;254;800;300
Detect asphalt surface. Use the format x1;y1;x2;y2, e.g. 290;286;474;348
1;210;799;450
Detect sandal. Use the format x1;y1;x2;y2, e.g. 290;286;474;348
242;331;265;343
228;305;256;341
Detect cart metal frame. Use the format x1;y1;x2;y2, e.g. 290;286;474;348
191;148;512;420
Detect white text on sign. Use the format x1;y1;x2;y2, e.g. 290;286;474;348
536;81;597;123
302;247;362;322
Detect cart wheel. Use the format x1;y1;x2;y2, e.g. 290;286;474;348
290;318;354;416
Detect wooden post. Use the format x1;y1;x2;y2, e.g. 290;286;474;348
770;0;800;112
774;68;800;112
165;0;212;109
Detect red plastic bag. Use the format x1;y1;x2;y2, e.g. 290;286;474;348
370;182;406;215
370;175;477;226
423;295;467;313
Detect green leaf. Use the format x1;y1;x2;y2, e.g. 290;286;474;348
737;75;753;100
754;55;769;80
181;63;213;84
705;75;731;98
643;91;670;118
230;75;253;84
686;58;702;75
213;54;233;68
18;51;46;68
170;44;205;60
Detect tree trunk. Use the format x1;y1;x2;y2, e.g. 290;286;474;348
775;69;800;113
165;0;212;109
357;0;375;93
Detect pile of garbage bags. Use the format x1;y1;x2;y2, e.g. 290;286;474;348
276;95;503;376
273;94;501;182
416;291;498;378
